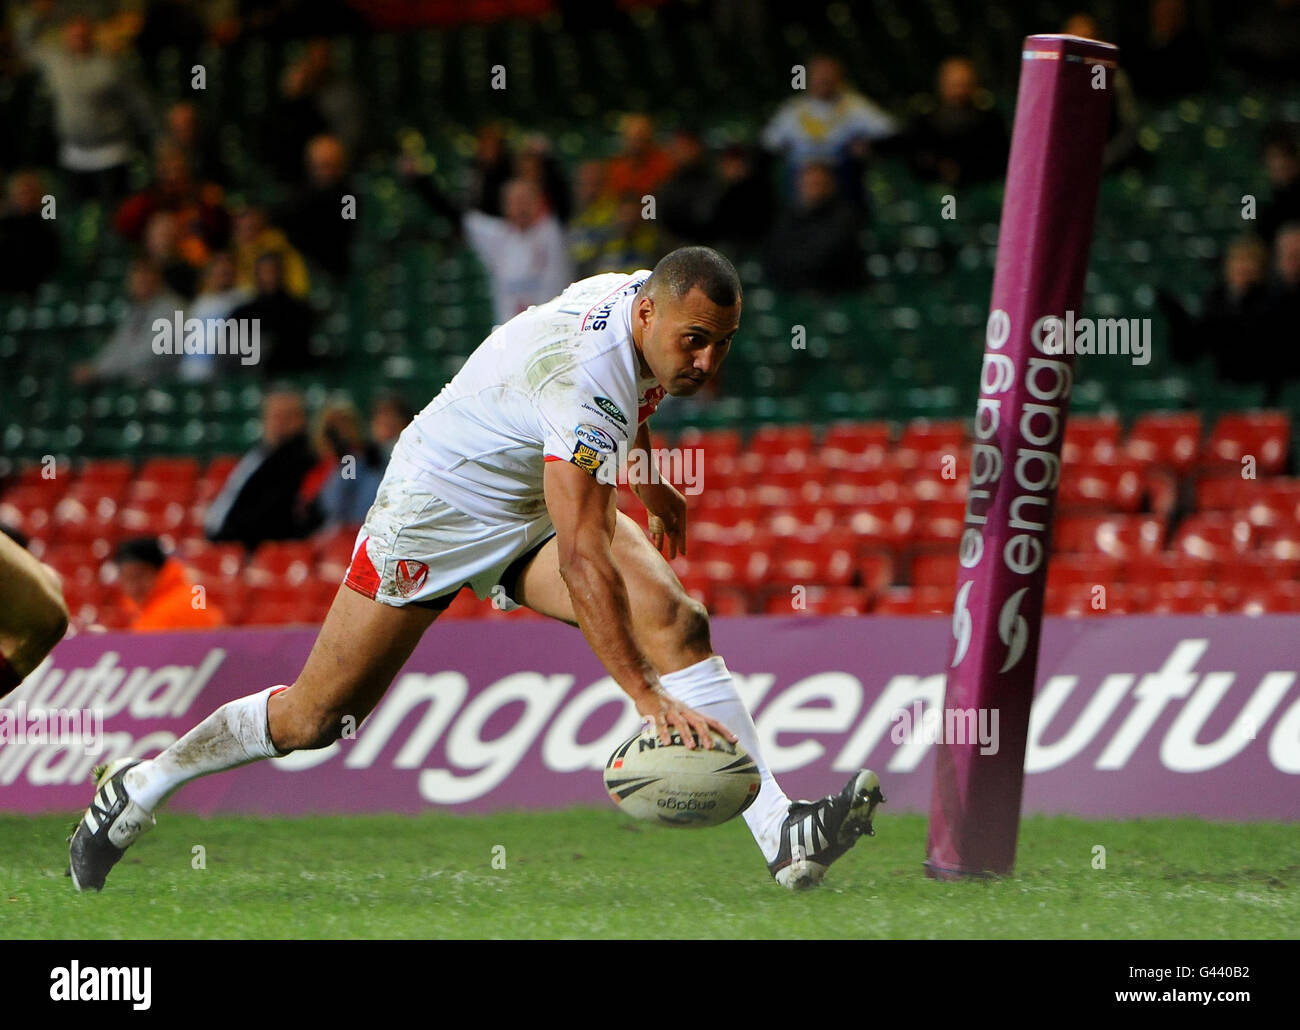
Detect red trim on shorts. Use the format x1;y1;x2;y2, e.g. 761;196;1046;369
543;455;564;462
269;686;287;698
344;537;381;600
0;652;20;694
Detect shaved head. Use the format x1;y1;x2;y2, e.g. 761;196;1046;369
643;246;742;309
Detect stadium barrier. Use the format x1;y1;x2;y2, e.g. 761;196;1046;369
2;616;1297;819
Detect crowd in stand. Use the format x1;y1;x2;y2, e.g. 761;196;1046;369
2;1;1300;628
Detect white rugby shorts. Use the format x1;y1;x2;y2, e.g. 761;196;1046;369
344;469;555;611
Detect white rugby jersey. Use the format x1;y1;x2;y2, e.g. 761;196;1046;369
388;271;666;523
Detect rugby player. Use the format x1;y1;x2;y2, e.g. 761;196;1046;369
0;527;69;698
69;246;884;892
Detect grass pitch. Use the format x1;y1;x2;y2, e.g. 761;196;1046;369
2;810;1296;939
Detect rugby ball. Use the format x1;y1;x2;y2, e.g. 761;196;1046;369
603;729;761;828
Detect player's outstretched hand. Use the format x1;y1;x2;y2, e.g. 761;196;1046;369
637;479;688;559
635;686;737;751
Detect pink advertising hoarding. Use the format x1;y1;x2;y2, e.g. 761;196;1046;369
1;615;1297;819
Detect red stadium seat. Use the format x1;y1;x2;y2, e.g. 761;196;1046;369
747;424;815;462
178;540;245;580
821;422;892;470
1124;412;1201;471
763;533;857;588
676;428;742;459
1053;513;1165;558
894;420;968;471
1202;411;1290;475
908;500;966;546
1057;457;1144;512
1171;513;1255;560
1062;414;1121;465
764;585;869;615
911;550;959;589
246;541;316;587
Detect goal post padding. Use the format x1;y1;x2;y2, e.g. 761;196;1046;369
925;34;1119;879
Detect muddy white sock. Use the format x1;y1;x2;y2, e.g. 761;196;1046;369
658;656;791;863
123;685;287;811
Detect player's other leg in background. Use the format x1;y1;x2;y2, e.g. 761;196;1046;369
512;509;867;881
0;530;70;698
68;584;439;890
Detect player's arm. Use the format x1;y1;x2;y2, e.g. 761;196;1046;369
543;458;725;749
629;420;688;559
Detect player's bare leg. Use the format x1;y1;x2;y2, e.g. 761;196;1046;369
0;530;69;697
68;584;438;890
512;509;884;887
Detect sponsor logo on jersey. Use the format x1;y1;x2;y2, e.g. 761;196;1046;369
571;442;604;471
574;423;616;454
592;396;628;425
580;275;648;331
394;559;430;598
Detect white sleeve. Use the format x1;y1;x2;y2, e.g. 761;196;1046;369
462;210;508;264
535;363;637;480
844;95;898;140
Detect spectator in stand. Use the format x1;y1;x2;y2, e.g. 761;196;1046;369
181;251;252;383
113;537;224;631
203;389;320;549
275;134;357;280
14;5;154;202
115;142;230;261
515;133;572;224
369;393;413;465
159;100;231;188
274;135;356;286
1062;14;1142;172
711;143;774;255
297;38;366;161
658;128;718;245
761;54;896;209
568;160;618;273
407;171;571;327
577;193;661;277
1163;234;1284;396
605;113;676;199
142;210;199;299
1225;0;1300;83
1266;224;1300;365
301;399;385;529
466;122;514;218
229;252;318;376
0;169;60;295
1126;0;1211;100
906;56;1009;186
231;205;310;298
73;259;184;386
1259;126;1300;245
763;161;866;294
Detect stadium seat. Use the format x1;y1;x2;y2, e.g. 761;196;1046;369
246;542;316;587
1053;513;1165;558
1058;457;1144;512
1202;411;1290;474
1124;412;1201;472
821;421;892;470
1171;513;1255;560
1062;414;1121;465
